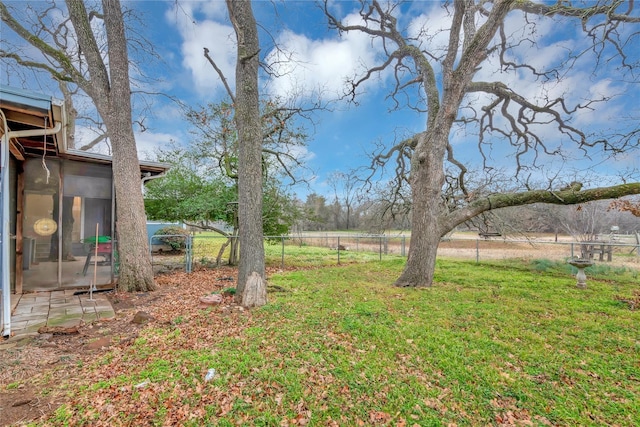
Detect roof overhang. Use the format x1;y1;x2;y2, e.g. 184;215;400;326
0;85;168;176
0;84;66;160
61;148;169;176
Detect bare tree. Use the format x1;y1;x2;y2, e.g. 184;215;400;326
324;0;640;287
1;0;155;291
298;193;332;231
328;170;360;230
0;3;113;152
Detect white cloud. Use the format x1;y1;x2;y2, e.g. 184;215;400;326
264;13;385;101
151;101;185;124
288;144;316;163
195;0;228;19
166;1;236;96
407;6;454;62
71;124;178;163
182;21;236;94
570;77;627;128
136;131;179;161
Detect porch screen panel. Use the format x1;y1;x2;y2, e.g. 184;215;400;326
22;158;61;289
62;160;113;244
61;160;114;287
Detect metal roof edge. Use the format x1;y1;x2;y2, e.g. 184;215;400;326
62;148;170;172
0;84;53;112
1;85;67;153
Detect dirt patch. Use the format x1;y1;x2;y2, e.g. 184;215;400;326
438;238;640;270
0;388;57;426
0;267;242;426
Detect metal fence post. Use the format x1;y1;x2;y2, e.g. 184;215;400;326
476;239;480;263
337;236;341;265
570;242;574;258
281;235;285;270
186;235;192;273
379;236;382;261
401;236;406;257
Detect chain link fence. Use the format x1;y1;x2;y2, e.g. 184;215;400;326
149;233;640;274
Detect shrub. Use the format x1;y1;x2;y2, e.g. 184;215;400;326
153;226;189;251
531;258;556;272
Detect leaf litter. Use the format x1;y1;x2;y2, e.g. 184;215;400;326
1;267;252;426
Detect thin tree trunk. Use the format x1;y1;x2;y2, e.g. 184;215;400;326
227;0;266;305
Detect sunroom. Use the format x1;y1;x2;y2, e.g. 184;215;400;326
1;85;166;336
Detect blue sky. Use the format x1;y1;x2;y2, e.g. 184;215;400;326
2;0;639;199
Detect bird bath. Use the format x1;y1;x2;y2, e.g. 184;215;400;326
568;258;594;289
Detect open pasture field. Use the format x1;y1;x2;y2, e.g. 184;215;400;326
152;232;640;272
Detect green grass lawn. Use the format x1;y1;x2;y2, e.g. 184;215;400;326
187;235;402;269
41;258;639;426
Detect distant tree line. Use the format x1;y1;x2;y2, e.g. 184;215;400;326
294;193;640;239
294;192;409;234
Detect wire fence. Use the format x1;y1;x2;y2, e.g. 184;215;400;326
149;233;640;274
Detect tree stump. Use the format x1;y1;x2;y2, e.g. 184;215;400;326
242;271;267;307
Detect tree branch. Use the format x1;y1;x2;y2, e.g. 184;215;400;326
445;183;640;235
0;1;87;85
203;47;235;103
65;0;110;97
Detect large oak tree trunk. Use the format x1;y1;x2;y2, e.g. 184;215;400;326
98;0;155;292
106;114;155;292
394;131;447;287
391;0;511;288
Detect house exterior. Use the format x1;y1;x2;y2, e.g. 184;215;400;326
1;85;167;337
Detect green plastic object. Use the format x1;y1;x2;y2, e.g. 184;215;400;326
82;235;111;244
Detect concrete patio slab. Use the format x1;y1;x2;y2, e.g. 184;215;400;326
2;291;116;340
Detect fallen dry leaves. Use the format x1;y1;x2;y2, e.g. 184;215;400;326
1;267;257;426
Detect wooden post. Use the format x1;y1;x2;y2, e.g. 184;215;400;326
15;170;24;294
91;223;99;298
